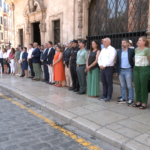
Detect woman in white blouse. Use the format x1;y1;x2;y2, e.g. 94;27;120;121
2;48;7;74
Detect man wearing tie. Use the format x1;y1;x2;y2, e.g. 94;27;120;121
41;43;49;83
31;42;41;81
47;41;55;84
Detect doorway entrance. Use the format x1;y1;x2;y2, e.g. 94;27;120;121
19;29;23;46
33;22;41;45
54;20;60;45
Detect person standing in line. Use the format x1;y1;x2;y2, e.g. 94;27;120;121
8;48;15;75
53;45;65;87
27;44;34;78
69;40;80;92
41;43;49;83
133;36;150;109
15;45;21;76
86;40;101;97
128;40;135;49
22;47;28;78
6;45;11;74
2;48;7;74
76;40;88;94
0;47;3;73
101;39;105;50
116;39;135;105
98;38;116;102
31;42;41;81
47;41;55;84
63;42;72;88
40;45;45;80
14;48;19;75
19;47;25;77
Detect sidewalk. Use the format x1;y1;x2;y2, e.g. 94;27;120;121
0;75;150;150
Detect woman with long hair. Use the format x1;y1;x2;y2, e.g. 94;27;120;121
86;40;101;97
8;48;15;75
53;45;65;87
133;36;150;109
2;48;7;74
22;47;28;78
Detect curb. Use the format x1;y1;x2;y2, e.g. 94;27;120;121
0;83;137;150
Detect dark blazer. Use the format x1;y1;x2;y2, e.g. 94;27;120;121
63;48;71;67
47;47;55;65
32;47;41;63
42;48;49;63
116;48;135;74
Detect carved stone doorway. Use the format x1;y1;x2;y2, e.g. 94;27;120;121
32;22;41;45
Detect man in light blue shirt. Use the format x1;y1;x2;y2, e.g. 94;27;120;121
76;40;88;95
116;38;135;105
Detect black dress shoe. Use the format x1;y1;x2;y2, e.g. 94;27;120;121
73;89;79;92
77;92;86;95
69;87;75;91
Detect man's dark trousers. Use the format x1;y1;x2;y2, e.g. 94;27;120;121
44;62;49;82
29;59;35;77
70;62;79;90
100;66;114;98
77;65;86;93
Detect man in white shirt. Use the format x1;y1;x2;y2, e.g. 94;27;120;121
98;38;116;102
6;45;11;74
27;44;34;78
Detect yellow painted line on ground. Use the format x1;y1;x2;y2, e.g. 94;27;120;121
0;92;103;150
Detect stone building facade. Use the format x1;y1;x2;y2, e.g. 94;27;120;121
5;0;91;47
5;0;150;48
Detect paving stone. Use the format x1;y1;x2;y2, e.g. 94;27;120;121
31;143;51;150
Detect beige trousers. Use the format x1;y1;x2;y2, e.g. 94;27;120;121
41;65;45;79
65;65;72;87
48;65;54;83
17;61;22;75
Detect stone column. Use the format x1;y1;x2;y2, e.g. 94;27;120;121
82;0;91;39
9;3;15;47
147;0;150;39
25;17;30;48
39;21;46;44
77;0;83;39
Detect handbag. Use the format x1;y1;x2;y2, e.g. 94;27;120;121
148;78;150;93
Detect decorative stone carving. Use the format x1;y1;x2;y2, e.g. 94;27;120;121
28;0;35;12
9;3;15;11
85;0;91;9
78;0;83;39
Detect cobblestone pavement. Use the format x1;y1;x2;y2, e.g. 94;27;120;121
0;89;119;150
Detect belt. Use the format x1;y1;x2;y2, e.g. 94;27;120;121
77;64;86;67
121;68;131;69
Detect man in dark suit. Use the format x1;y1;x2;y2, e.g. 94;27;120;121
41;43;49;83
116;38;135;105
31;42;41;81
47;41;55;84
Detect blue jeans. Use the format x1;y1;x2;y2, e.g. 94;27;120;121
119;68;134;100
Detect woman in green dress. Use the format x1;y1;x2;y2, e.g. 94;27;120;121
133;36;150;109
86;40;101;97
